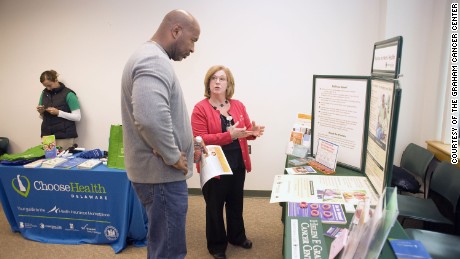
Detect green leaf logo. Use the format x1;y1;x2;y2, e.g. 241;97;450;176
12;175;30;198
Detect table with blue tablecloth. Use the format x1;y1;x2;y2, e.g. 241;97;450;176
0;164;147;253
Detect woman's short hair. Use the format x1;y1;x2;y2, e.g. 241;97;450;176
203;65;235;99
40;70;59;83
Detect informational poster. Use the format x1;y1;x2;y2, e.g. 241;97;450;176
365;79;395;194
312;76;369;170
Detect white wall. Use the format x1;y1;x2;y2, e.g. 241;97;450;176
0;0;448;190
383;0;450;163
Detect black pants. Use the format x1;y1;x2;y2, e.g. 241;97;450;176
202;164;247;254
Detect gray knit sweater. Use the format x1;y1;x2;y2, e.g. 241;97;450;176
121;41;193;184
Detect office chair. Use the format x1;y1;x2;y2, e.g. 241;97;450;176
0;137;9;156
398;161;460;231
405;228;460;259
391;143;435;198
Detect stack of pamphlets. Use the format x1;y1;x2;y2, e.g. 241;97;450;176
56;157;88;169
41;157;68;168
285;165;317;175
286;113;312;158
287;157;310;166
23;159;46;168
77;159;102;169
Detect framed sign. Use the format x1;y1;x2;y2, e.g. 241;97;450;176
312;75;370;171
365;78;401;194
371;36;403;79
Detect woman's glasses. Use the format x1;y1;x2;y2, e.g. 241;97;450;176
210;76;227;82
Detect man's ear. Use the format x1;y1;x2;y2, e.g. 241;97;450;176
171;24;183;39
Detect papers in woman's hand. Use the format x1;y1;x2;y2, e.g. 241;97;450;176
199;145;232;188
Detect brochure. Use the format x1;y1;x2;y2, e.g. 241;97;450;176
41;157;68;168
77;159;102;169
389;239;431;259
42;135;57;159
285;165;317;175
287;202;347;224
287;157;311;166
199;145;233;188
23;159;46;168
315;138;339;171
56;157;88;169
286;113;312;158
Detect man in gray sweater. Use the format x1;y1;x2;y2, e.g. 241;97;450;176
121;9;200;259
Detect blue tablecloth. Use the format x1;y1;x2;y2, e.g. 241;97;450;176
0;164;147;253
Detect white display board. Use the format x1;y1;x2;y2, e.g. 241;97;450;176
312;76;370;171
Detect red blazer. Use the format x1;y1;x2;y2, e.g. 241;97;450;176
191;98;255;172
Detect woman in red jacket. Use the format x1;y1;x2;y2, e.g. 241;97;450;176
191;65;264;259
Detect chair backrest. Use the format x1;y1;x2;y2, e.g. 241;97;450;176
0;137;9;155
430;161;460;213
400;143;434;179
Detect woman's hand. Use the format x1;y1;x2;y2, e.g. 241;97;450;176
250;121;265;137
45;107;60;116
36;105;45;114
228;121;251;139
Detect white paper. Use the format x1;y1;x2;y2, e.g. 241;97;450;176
269;174;378;205
373;45;398;73
313;77;368;169
199;145;233;188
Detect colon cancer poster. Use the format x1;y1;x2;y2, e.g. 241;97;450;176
366;79;395;194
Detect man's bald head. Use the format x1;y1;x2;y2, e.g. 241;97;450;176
152;10;200;61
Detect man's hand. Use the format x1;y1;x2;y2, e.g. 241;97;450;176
172;152;188;175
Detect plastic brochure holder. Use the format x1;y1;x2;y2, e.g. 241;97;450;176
340;187;398;259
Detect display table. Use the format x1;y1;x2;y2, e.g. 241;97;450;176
0;164;147;253
281;163;408;258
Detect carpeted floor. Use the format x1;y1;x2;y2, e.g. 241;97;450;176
0;195;284;259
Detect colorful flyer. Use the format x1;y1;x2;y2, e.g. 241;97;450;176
42;135;57;159
287;202;347;224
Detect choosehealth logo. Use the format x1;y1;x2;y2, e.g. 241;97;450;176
11;174;107;198
12;175;30;197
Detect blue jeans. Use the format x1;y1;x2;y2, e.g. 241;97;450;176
132;181;188;259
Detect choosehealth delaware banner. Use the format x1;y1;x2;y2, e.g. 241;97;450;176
0;165;146;253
